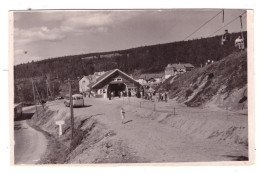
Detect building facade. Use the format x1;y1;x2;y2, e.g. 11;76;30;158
79;71;106;93
89;69;141;98
165;63;194;79
138;73;164;85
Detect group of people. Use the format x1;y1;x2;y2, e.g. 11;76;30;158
142;91;153;100
222;29;245;51
158;92;168;102
108;90;132;100
116;91;128;98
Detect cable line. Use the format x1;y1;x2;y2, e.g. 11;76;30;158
209;11;247;37
183;10;223;41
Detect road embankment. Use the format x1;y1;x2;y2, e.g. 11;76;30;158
28;99;248;163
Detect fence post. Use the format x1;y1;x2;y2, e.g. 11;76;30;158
140;102;141;108
154;103;155;111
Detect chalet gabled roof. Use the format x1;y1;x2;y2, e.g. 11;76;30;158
183;63;194;68
80;74;97;83
139;73;164;80
167;63;195;69
89;69;139;89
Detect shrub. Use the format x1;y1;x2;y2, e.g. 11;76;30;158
185;89;193;98
173;86;178;91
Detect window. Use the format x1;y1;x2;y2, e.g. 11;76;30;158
99;89;106;94
112;78;122;81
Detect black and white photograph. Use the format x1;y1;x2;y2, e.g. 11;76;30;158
11;9;253;165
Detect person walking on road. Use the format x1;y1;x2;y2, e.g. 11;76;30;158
120;107;126;124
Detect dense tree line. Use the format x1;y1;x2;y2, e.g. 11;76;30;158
14;31;247;80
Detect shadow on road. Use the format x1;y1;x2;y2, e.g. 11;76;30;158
123;120;133;124
14;113;34;121
65;105;93;108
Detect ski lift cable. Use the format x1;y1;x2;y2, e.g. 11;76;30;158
183;10;223;41
209;11;247;37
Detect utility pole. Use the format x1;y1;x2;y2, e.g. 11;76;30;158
68;79;74;147
31;79;38;117
53;83;55;97
46;80;53;100
46;80;49;101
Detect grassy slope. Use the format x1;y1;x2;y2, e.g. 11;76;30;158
158;51;247;108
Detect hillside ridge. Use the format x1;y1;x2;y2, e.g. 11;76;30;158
158;50;247;110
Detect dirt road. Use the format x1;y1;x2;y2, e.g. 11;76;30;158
14;120;47;164
44;97;248;163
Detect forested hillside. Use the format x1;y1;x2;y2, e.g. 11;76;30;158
14;32;247;80
14;31;247;104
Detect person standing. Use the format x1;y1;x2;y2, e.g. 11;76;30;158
222;29;232;45
120;107;126;124
165;92;168;102
108;91;111;100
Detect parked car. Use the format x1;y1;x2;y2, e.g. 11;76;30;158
55;96;64;100
64;94;84;107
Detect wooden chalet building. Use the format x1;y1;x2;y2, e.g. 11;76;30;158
88;69;141;98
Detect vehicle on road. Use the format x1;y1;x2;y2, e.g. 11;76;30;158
64;94;84;107
55;96;64;100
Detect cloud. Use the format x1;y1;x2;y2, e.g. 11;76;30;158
14;11;140;45
14;26;66;45
59;11;139;33
64;13;112;28
13;11;143;65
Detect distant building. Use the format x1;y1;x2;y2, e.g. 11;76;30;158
93;71;106;78
79;76;93;93
138;73;165;85
14;103;22;120
100;53;121;58
183;63;195;71
79;71;106;93
165;63;194;79
82;53;129;60
88;69;141;98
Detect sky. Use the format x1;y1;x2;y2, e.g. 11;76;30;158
13;9;247;65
